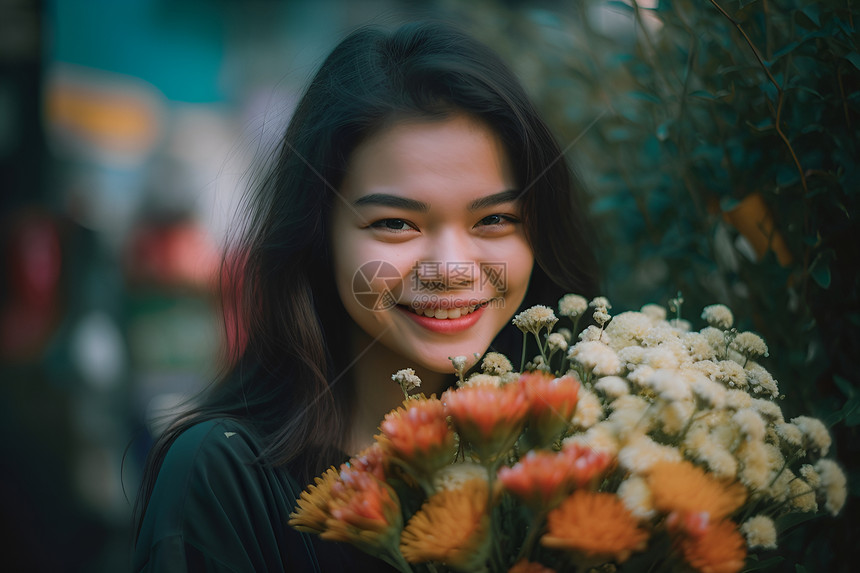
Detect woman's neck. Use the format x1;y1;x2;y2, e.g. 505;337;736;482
345;325;450;453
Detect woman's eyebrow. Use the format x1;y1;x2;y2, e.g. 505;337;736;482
352;193;429;212
352;189;521;212
467;189;521;211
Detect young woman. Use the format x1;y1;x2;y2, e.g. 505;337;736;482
132;20;599;572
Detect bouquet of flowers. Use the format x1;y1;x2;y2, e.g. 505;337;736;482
289;294;847;572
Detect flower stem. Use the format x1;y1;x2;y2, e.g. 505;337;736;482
515;509;547;562
486;459;506;572
383;548;414;573
533;331;548;363
520;332;528;372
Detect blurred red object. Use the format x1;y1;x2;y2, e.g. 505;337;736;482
0;212;63;361
124;220;220;290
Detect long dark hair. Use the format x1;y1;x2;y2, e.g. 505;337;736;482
133;20;599;540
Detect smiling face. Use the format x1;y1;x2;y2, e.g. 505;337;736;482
330;113;534;374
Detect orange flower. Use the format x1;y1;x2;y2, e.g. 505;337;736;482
677;519;746;573
289;466;340;534
541;490;648;562
647;460;746;524
400;478;491;572
443;383;529;463
499;449;574;509
343;441;387;482
519;372;580;447
322;466;403;553
498;445;610;510
377;397;455;478
561;442;613;488
508;559;557;573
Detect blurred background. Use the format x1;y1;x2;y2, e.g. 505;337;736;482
0;0;857;571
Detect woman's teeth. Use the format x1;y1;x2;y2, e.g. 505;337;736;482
409;305;478;319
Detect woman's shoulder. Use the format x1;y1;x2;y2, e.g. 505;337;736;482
148;417;304;520
162;417;265;472
135;418;317;572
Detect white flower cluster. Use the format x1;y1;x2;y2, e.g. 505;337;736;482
542;296;848;549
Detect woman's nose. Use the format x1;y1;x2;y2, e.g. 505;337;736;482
412;230;477;291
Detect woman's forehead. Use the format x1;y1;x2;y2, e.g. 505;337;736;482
339;114;516;205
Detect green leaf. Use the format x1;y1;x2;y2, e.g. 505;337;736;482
795;5;821;29
772;40;801;61
802;5;821;26
789;86;825;100
746;117;775;132
847;411;860;427
690;89;717;100
628;90;662;104
843;400;860;426
834;375;855;398
776;511;822;534
843;52;860;71
809;255;832;289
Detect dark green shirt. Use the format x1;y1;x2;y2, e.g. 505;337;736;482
132;419;397;572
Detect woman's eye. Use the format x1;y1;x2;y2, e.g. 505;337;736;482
477;214;517;227
369;218;415;232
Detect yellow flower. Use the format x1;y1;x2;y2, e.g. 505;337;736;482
736;440;770;490
647;460;746;523
701;304;734;330
391;368;421;393
377;396;455;478
788;476;818;512
568;341;621;376
740;515;777;549
541;490;648;562
618;433;682;474
558;293;588;318
617;476;656;520
605;311;652;350
512;305;558;335
815;458;847;515
289;466;340;534
443;382;528;463
481;351;513;375
792;415;832;455
730;331;768;359
400;479;491;572
323;466;403;553
677;519;746;573
570;387;604;429
461;373;502;388
290;465;403;556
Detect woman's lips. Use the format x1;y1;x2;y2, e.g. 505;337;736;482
396;303;487;334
